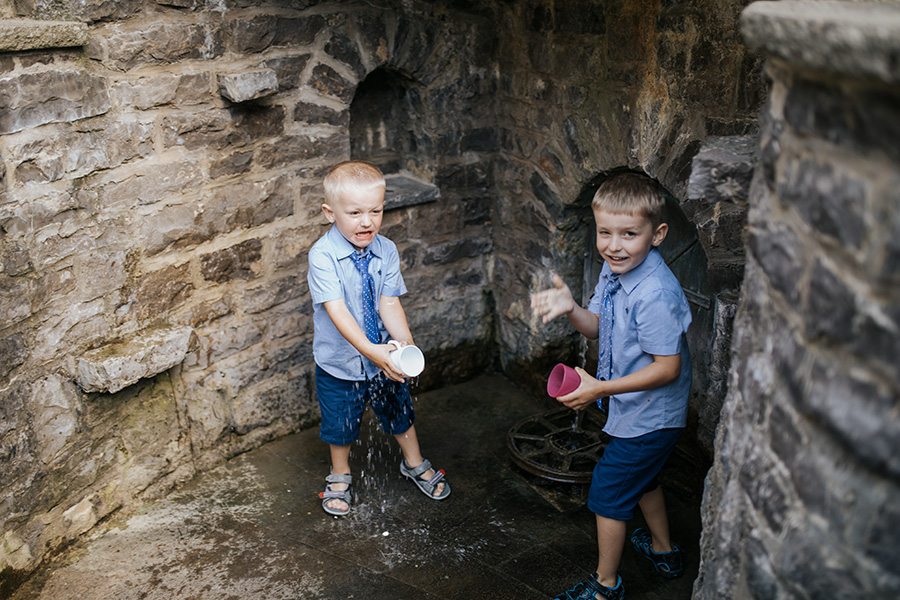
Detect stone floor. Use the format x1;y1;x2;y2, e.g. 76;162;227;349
9;374;706;600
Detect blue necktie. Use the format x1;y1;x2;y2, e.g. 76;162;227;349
597;274;621;382
349;251;380;344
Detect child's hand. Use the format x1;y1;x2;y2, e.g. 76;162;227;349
531;274;576;323
368;343;407;383
555;367;606;410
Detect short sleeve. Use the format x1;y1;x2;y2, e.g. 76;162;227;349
308;246;344;305
378;239;407;298
586;277;605;314
633;289;690;356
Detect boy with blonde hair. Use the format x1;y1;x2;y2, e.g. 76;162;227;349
532;172;691;599
308;160;449;516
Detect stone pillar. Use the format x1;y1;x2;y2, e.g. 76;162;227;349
696;2;900;598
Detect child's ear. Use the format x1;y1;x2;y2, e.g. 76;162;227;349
321;203;336;223
651;223;669;247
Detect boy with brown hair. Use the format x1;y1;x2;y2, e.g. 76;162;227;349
532;172;691;599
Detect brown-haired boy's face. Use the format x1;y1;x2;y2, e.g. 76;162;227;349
594;208;668;275
321;187;385;250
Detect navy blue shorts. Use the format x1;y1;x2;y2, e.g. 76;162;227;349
587;428;683;520
315;365;416;446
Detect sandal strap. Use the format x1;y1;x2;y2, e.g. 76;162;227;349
325;472;352;485
319;489;350;499
404;459;432;478
427;470;445;486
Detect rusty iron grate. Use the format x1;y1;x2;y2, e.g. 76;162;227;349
506;408;610;483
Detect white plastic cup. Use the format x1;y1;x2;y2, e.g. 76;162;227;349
388;340;425;377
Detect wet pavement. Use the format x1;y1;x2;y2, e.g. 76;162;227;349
10;374;704;600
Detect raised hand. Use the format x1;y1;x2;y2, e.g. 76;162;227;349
531;274;576;323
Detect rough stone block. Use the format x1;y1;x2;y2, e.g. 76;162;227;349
687;135;757;207
747;221;804;306
422;236;493;266
76;325;197;393
779;156;865;249
210;150;253;180
324;31;366;78
217;69;278;103
11;120;153;185
226;14;324;54
199;239;263;284
308;63;356;103
0;20;88;52
741;1;900;83
102;22;221;70
113;73;211;110
256;134;346;170
161;106;285;151
100;159;203;207
0;71;110;135
242;275;307;315
127;262;193;321
384;174;440;209
29;375;83;465
264;54;311;91
292;101;349;127
231;370;313;435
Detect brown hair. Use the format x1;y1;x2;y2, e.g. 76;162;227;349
323;161;385;204
591;172;665;228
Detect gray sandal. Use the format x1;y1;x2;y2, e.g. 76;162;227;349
319;472;352;516
400;458;450;500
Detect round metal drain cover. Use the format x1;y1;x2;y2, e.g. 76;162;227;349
506;408;609;483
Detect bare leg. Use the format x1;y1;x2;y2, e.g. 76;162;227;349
595;515;626;590
637;485;673;552
393;425;445;497
325;443;351;513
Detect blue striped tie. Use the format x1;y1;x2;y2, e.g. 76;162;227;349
349;251;380;343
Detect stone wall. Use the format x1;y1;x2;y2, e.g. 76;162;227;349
696;2;900;598
1;0;773;591
0;0;497;588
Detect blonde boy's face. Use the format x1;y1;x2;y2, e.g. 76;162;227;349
593;208;668;275
321;187;385;250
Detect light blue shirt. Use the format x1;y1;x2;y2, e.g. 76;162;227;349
308;226;407;380
587;249;692;438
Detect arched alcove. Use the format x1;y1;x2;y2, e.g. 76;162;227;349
349;67;439;208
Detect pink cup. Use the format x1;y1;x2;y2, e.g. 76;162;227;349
547;363;581;398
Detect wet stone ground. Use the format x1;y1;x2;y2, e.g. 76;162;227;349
10;375;704;600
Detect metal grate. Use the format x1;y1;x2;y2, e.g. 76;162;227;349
506;408;610;483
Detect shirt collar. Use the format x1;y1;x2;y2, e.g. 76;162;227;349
326;225;381;260
601;248;664;294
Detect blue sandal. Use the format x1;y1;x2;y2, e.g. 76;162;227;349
631;527;684;578
553;573;624;600
400;458;450;500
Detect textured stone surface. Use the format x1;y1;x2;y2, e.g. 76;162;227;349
0;70;110;134
696;3;900;598
217;69;278;103
76;326;197;393
0;20;89;52
741;1;900;83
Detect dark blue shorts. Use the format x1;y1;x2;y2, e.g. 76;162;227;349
315;365;416;446
587;428;683;520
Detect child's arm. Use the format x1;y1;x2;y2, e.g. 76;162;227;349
531;274;599;339
556;354;682;411
379;295;414;346
322;298;406;382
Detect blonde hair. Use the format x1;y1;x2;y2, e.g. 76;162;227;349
592;172;665;228
323;161;385;204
